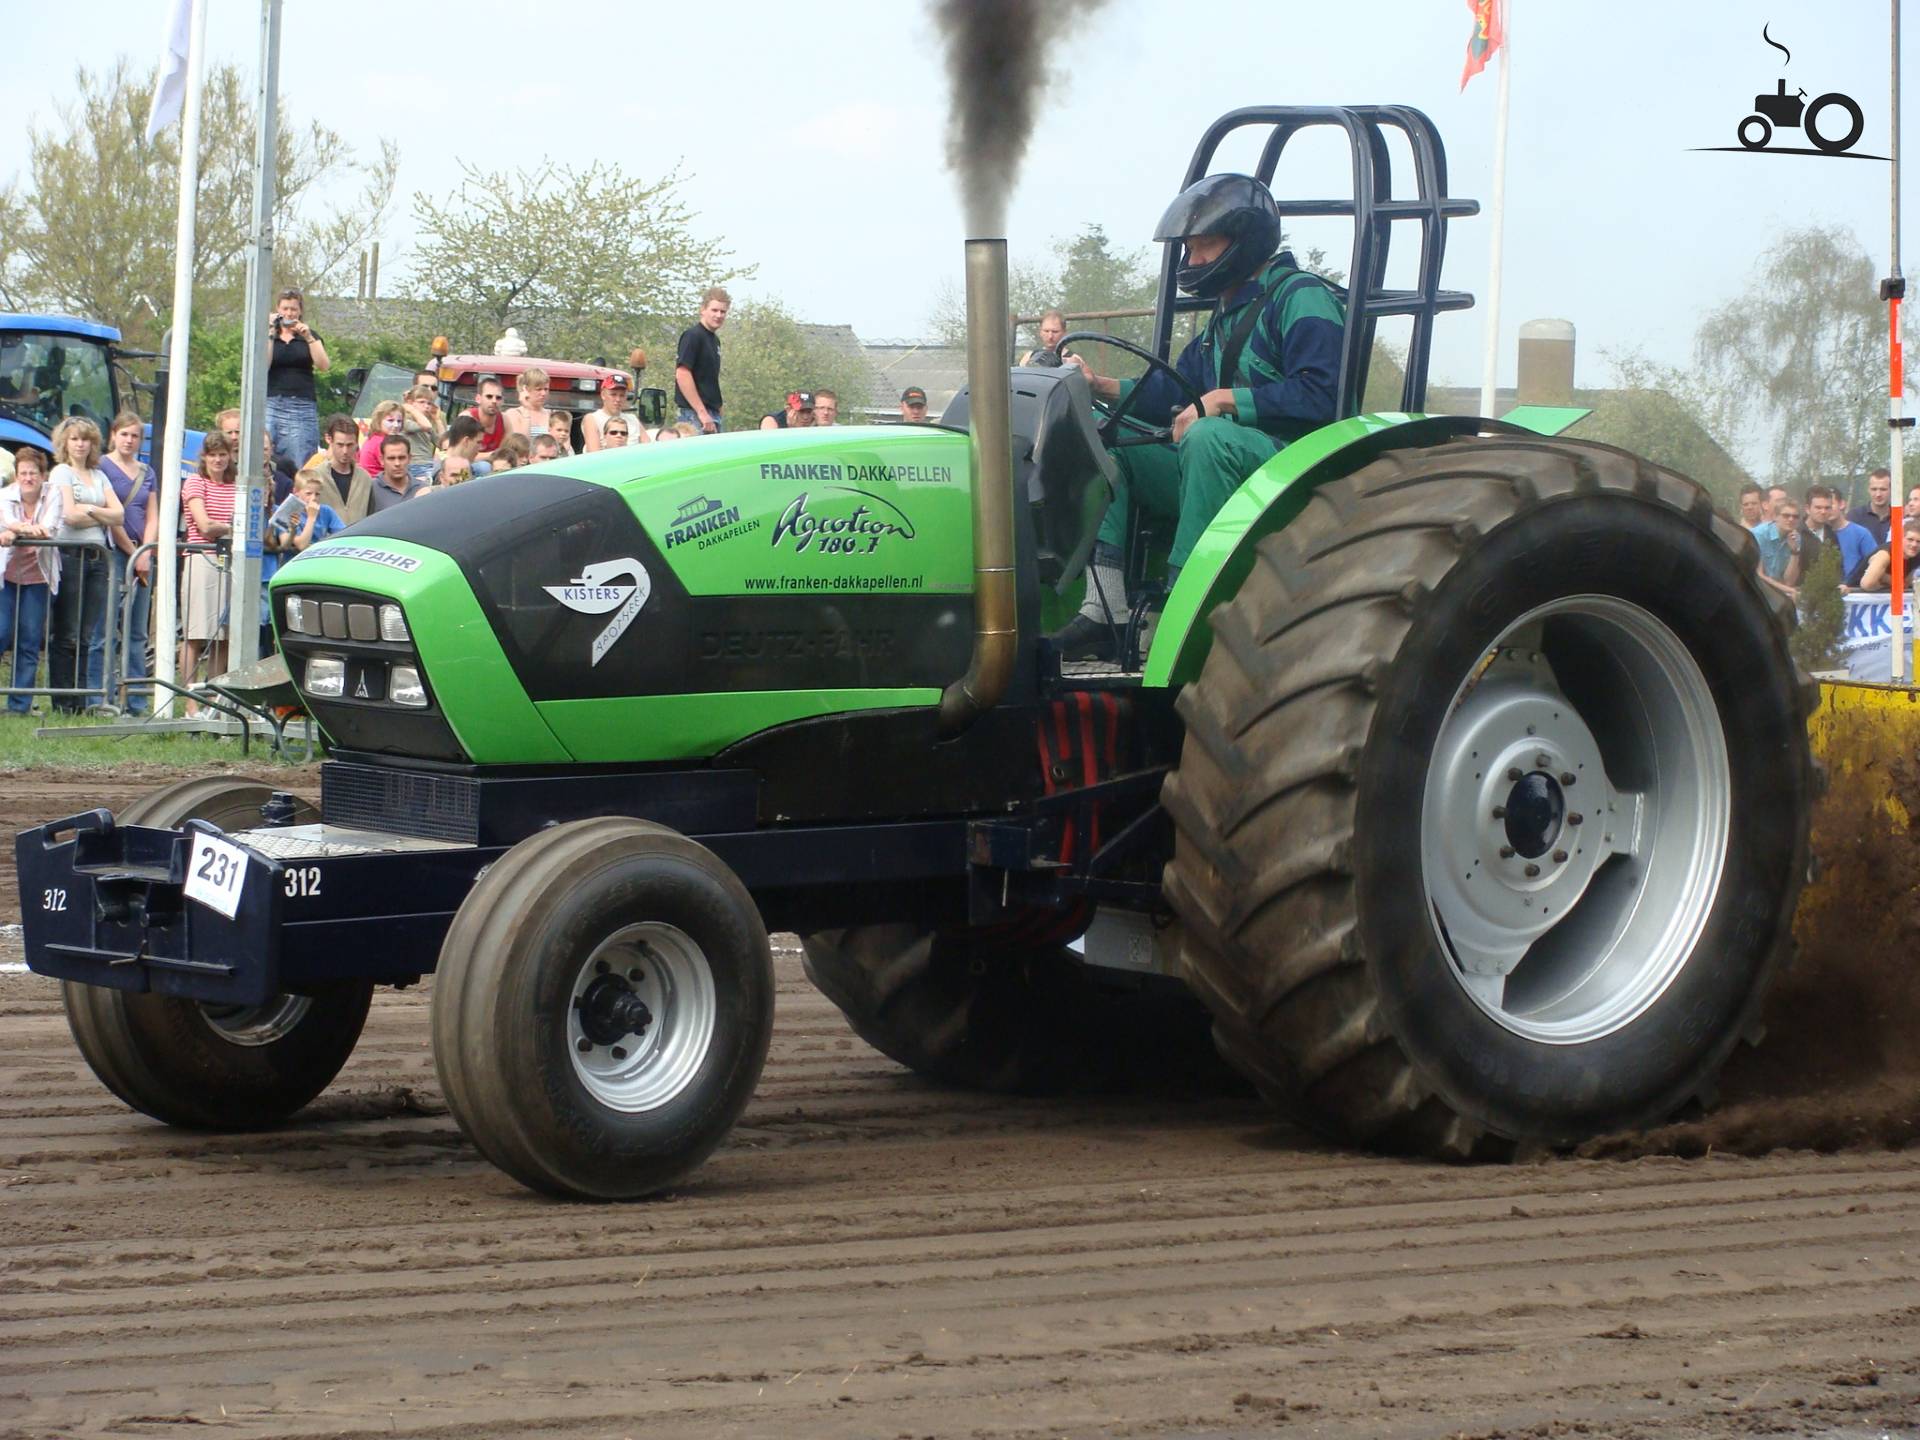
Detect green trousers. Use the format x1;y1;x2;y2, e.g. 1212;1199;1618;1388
1096;416;1279;568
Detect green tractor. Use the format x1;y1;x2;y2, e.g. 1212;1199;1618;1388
18;107;1814;1198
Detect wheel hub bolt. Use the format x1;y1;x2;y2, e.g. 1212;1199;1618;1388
627;968;643;981
1524;862;1541;877
611;1046;627;1060
1568;812;1583;826
576;1037;592;1053
1507;767;1523;782
1491;805;1507;819
1535;753;1551;768
1499;845;1515;859
1560;772;1577;786
1552;849;1568;864
594;959;610;974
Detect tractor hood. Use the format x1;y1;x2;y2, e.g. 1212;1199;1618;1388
271;428;978;766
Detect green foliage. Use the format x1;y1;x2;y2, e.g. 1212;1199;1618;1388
1583;349;1753;514
0;713;317;771
681;301;877;433
1790;536;1845;673
406;162;747;362
0;58;397;353
1695;226;1885;504
179;323;416;431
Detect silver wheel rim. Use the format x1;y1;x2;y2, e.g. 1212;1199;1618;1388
567;923;717;1112
198;994;312;1046
1419;596;1730;1044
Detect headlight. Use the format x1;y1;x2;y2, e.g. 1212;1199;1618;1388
305;656;346;698
347;603;379;642
379;603;410;643
389;665;428;708
284;596;318;635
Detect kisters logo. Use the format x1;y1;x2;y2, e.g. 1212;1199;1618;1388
543;558;651;666
770;487;916;556
1695;25;1885;161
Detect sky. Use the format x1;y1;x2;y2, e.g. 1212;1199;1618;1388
2;0;1914;448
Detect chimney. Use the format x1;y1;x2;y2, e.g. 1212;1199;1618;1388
1516;319;1575;407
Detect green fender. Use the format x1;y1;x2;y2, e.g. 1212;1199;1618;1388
1141;406;1591;688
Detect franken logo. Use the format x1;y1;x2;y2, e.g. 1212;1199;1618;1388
770;487;916;557
543;558;652;666
664;494;759;550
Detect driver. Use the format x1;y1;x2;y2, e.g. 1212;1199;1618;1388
1050;173;1344;660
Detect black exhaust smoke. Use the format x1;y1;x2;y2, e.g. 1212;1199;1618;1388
933;0;1107;237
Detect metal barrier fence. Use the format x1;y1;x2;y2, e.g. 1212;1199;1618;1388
1;537;228;715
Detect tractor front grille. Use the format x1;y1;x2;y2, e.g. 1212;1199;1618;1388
322;762;480;844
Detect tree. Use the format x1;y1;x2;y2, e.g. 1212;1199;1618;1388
1695;226;1888;504
0;58;398;349
681;301;877;432
1586;349;1754;514
407;163;747;361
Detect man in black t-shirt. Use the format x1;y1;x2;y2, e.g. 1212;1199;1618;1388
675;287;730;433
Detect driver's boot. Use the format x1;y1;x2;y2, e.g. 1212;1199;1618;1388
1049;551;1129;661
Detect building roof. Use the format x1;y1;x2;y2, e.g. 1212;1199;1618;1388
858;340;970;419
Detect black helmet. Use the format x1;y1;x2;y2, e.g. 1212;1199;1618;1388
1154;173;1282;299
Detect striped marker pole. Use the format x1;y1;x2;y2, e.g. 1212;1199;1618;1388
1887;0;1907;682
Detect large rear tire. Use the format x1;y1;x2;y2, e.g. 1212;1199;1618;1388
63;778;374;1130
1163;436;1816;1157
431;818;773;1200
802;924;1216;1094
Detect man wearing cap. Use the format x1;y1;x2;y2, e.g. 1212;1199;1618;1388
1050;173;1344;661
761;392;816;430
676;287;730;434
899;387;929;423
584;372;649;451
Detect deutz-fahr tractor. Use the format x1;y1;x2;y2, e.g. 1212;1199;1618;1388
17;107;1814;1199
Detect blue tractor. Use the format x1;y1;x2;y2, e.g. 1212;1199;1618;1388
0;313;203;472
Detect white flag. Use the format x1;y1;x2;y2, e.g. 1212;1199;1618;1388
144;0;195;143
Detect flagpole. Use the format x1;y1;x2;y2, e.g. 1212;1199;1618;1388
1478;0;1511;421
154;0;208;715
230;0;283;672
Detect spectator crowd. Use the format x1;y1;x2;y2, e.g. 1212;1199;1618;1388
1739;466;1917;606
0;281;949;715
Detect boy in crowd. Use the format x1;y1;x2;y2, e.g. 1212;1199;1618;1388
432;417;487;489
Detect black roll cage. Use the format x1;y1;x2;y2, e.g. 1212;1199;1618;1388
1148;105;1480;419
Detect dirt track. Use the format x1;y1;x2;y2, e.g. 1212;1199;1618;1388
2;772;1918;1438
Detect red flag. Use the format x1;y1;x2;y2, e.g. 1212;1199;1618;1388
1461;0;1504;89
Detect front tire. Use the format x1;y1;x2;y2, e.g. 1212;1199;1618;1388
63;778;373;1130
1163;436;1815;1157
431;818;773;1200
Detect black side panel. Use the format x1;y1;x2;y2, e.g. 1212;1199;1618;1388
716;704;1047;822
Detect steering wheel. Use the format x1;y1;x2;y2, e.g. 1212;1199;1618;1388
1045;330;1207;447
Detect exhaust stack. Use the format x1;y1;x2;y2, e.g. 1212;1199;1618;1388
941;238;1019;732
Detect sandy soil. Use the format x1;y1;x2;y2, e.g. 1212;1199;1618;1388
1;771;1917;1439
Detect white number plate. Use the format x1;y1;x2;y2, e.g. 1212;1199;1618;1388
183;833;250;920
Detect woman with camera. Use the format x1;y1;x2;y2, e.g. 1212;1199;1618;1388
265;288;330;473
